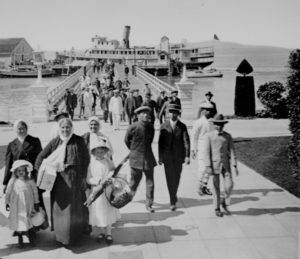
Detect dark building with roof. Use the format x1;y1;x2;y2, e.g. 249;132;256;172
0;38;33;68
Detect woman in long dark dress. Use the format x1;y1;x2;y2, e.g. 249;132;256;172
35;118;90;246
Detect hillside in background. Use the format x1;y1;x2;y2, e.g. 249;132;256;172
189;40;292;72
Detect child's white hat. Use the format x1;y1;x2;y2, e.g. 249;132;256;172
10;160;33;173
90;138;110;152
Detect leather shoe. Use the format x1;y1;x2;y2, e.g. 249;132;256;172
146;206;155;213
198;186;212;196
221;201;231;215
170;204;176;211
215;208;223;217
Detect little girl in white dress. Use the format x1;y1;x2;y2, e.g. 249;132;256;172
87;139;120;244
5;160;40;248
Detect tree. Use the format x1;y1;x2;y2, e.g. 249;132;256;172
257;81;288;118
286;50;300;179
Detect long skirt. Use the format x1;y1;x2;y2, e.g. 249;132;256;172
50;167;87;245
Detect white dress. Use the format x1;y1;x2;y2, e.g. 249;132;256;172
5;178;39;232
87;157;121;227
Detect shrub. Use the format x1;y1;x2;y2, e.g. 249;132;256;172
256;81;288;118
286;50;300;177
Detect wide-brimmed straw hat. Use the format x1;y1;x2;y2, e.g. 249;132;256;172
211;114;228;124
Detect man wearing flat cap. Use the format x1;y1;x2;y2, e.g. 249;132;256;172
156;90;169;124
142;91;157;124
158;104;190;211
124;106;157;213
170;90;181;108
192;102;215;196
203;114;238;217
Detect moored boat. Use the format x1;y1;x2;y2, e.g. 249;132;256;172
186;68;223;78
0;67;54;77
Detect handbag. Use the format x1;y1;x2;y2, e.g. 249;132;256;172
37;160;57;191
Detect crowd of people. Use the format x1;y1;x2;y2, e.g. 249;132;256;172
2;61;239;249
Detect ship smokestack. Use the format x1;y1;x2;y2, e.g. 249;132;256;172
123;26;130;48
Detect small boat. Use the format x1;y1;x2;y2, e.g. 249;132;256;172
0;67;54;78
186;68;223;78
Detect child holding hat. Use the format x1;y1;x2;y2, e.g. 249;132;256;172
5;160;40;248
86;139;120;244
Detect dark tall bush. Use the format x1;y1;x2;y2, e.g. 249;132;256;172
257;81;288;118
286;50;300;177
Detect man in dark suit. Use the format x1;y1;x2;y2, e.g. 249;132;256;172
156;90;168;124
158;104;190;211
124;106;157;213
142;91;157;124
124;89;137;124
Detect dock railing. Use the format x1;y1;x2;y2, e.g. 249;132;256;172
47;62;92;108
135;66;177;96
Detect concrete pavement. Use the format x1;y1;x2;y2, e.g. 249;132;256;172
0;115;299;259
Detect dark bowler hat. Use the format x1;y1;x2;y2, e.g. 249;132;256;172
134;106;151;114
211;114;228;124
171;90;178;94
54;112;69;121
205;91;213;97
167;104;181;113
160;90;165;94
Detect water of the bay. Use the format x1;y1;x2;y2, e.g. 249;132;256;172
0;77;66;122
159;69;288;116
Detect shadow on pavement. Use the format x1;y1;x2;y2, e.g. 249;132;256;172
232;188;284;196
232;206;300;216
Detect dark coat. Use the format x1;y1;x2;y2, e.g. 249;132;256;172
134;95;143;107
156;96;168;112
170;97;181;108
142;99;157;122
35;134;89;174
158;120;190;164
124;96;137;116
124;121;157;170
3;135;42;185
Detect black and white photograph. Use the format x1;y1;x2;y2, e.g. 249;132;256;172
0;0;299;258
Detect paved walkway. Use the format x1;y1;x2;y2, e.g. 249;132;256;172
0;115;299;259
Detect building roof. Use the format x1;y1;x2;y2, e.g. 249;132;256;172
0;38;24;53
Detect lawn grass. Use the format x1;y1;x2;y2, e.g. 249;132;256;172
234;136;299;198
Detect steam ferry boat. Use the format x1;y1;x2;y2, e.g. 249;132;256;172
59;26;216;76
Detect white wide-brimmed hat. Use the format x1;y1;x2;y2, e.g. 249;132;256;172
90;138;110;152
10;160;33;173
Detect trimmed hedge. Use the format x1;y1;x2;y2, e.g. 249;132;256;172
257;81;288;118
286;50;300;176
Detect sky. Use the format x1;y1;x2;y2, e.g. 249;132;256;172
0;0;299;51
